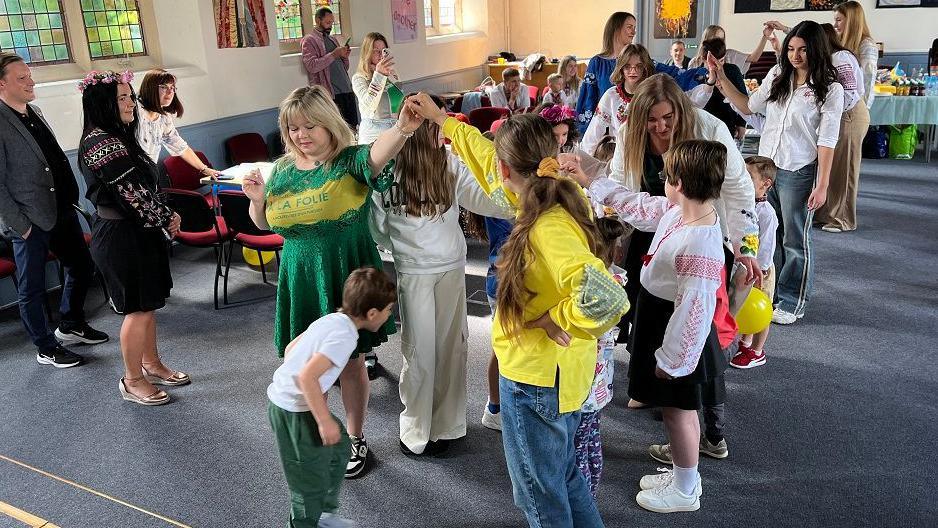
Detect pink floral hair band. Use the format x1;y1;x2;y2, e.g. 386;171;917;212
77;70;134;93
539;104;576;124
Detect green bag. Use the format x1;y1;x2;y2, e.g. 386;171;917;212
888;124;918;160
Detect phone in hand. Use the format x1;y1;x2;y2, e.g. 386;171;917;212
214;174;234;181
344;36;351;47
381;48;391;58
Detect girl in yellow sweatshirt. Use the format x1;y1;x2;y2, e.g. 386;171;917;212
409;94;629;527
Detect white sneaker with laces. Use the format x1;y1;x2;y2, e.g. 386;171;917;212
481;407;502;431
771;307;801;325
636;480;701;513
639;467;702;497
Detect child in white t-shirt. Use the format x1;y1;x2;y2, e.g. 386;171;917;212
732;156;778;369
267;267;397;528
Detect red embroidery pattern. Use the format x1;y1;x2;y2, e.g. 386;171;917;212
676;296;705;369
674;254;723;281
608;188;666;224
835;63;858;91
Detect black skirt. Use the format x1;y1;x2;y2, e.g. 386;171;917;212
91;217;172;314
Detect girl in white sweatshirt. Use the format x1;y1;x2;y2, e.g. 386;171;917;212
370;95;513;456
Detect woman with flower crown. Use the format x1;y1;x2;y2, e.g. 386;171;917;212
77;71;188;406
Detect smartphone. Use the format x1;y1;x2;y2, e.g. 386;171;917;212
381;48;391;58
214;174;234;181
344;36;352;47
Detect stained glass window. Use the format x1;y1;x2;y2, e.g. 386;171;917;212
80;0;145;59
275;0;302;41
0;0;71;65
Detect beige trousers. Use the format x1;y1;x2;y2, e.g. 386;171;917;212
816;102;870;231
397;268;468;454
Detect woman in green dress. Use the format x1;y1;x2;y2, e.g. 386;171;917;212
244;85;423;477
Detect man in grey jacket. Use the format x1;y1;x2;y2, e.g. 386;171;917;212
0;53;108;368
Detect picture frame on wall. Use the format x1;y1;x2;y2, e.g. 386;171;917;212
654;0;698;39
876;0;938;7
734;0;857;12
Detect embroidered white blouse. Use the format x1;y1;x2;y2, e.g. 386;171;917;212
588;177;724;377
832;49;864;112
857;38;878;108
135;110;190;163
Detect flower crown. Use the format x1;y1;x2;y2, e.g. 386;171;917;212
539;104;576;124
77;70;134;93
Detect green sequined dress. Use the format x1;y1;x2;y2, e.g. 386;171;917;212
265;145;395;357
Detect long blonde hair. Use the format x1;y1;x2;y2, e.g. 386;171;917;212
396;94;453;218
494;114;599;341
618;74;698;192
356;32;388;79
610;44;654;88
834;1;872;58
278;85;354;164
600;12;635;57
557;55;581;94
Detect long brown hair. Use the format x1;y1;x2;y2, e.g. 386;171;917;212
396;94;452;218
834;1;872;58
609;43;654;88
494;114;599;341
618;74;698;191
557;55;581;93
600;12;635;58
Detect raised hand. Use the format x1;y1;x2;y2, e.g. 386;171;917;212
557;152;590;188
396;99;425;134
406;93;447;123
242;169;266;203
376;54;396;78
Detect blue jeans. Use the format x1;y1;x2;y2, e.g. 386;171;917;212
11;211;92;350
767;163;816;316
499;375;604;528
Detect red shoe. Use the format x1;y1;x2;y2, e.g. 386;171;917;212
730;345;766;369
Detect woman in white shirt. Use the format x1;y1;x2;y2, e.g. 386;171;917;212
557;55;582;109
688;24;772;75
718;21;844;325
136;69;219;178
352;32;399;144
815;22;870;234
581;44;713;156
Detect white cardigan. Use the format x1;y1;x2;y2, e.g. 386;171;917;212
609;107;759;257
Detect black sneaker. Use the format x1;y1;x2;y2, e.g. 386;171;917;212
55;322;109;345
365;355;379;380
36;345;84;368
345;435;370;479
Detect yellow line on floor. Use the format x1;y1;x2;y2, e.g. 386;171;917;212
0;500;61;527
0;454;191;528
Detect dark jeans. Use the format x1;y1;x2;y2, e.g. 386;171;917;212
333;92;360;130
11;211;93;350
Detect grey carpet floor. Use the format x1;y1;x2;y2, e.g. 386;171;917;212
1;156;936;528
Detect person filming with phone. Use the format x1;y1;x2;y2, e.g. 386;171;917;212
301;6;359;130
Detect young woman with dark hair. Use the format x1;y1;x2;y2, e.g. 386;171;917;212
136;69;219;178
78;71;186;405
718;20;844;324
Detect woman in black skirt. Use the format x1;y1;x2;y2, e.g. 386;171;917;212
78;71;188;406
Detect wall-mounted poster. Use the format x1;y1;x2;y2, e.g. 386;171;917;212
392;0;418;43
735;0;852;12
877;0;938;6
214;0;270;48
655;0;698;39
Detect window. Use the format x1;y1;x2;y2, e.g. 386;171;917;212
276;0;349;55
424;0;461;37
0;0;160;82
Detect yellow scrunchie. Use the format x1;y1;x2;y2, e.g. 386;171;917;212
536;157;562;180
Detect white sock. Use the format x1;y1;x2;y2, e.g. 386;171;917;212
672;464;698;496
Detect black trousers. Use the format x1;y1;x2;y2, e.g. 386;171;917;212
334;92;360;130
11;210;93;350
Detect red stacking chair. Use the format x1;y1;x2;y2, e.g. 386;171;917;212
225;133;270;166
217;190;284;307
164;188;231;309
0;257;15;286
468;107;510;133
163;150;217;207
527;84;540;104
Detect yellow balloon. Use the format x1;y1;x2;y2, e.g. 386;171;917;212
735;287;773;334
242;247;275;267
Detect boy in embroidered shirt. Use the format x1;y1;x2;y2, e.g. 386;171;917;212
267;267;396;528
733;156;778;368
542;73;572;108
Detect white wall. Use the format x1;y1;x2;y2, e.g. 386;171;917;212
506;0;637;59
719;0;932;55
32;0;505;151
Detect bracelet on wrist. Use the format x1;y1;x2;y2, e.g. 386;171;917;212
395;122;415;138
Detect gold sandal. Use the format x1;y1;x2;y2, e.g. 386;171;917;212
142;366;191;386
119;378;170;406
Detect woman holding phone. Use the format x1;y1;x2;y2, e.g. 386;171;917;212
353;32;401;144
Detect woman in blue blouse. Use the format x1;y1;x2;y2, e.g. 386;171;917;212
577;12;636;135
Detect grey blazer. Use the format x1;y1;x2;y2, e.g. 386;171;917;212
0;102;61;237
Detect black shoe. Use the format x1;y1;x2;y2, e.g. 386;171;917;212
36;344;84;368
55;322;109;345
399;439;450;457
345;435;370;479
365;356;379;380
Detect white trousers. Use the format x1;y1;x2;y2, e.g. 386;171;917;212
397;268;469;453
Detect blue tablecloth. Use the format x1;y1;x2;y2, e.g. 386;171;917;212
868;95;938;126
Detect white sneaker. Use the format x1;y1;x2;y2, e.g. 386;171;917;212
639;467;702;497
318;512;356;527
481;407;502;431
771;307;802;325
636;480;701;513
